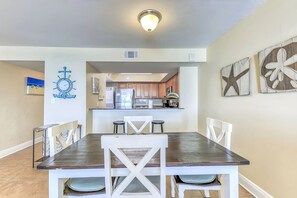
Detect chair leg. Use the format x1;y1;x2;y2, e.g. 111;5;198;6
161;123;164;133
204;190;210;198
170;176;176;198
32;129;35;168
178;186;185;198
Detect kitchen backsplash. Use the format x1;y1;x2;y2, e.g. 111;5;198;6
134;98;163;107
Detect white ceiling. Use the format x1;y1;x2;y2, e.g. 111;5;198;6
0;0;264;48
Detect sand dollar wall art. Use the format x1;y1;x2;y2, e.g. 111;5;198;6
221;57;250;97
259;36;297;93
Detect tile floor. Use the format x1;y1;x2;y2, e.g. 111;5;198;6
0;143;254;198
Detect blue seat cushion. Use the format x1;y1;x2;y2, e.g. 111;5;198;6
178;174;216;184
67;177;105;192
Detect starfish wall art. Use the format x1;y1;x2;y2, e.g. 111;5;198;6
259;36;297;93
221;57;250;97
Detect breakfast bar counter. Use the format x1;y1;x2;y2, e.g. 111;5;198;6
89;106;195;133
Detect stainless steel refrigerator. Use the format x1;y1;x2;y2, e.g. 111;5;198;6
115;89;134;109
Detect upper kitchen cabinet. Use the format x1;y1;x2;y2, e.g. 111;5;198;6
141;83;150;98
158;83;166;98
172;74;179;93
150;83;159;98
115;73;179;99
127;83;136;90
118;83;127;89
118;82;159;98
135;83;142;98
165;74;179;93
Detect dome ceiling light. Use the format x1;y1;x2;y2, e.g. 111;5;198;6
138;9;162;32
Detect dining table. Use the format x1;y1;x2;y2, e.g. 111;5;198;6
37;132;249;198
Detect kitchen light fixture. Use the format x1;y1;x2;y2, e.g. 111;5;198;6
138;9;162;32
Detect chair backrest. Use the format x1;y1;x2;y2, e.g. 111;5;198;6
47;120;78;157
101;134;168;198
124;116;153;134
206;117;232;149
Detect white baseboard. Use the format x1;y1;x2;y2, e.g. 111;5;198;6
0;137;42;159
239;173;273;198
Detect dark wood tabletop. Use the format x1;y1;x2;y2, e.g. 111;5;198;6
37;132;249;170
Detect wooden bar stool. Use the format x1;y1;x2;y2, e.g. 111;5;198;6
152;120;165;133
113;121;125;133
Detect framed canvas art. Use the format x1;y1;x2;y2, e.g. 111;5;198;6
26;77;44;95
221;57;250;97
258;36;297;93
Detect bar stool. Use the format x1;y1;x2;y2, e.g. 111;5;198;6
113;121;125;133
152;120;165;133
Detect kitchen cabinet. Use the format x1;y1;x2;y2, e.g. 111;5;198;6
118;83;127;89
171;76;176;92
158;83;166;98
135;83;142;98
165;74;179;94
175;74;179;93
141;83;150;98
150;83;159;98
166;78;172;89
116;75;178;98
127;83;136;90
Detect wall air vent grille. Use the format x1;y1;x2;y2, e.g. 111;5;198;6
124;51;138;59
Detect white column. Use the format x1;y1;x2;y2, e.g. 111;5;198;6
179;66;198;131
44;55;86;136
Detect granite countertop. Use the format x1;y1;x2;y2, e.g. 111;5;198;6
89;107;184;110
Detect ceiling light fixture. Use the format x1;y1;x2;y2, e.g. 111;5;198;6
138;9;162;32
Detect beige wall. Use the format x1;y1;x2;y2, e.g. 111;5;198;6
0;62;44;151
198;0;297;197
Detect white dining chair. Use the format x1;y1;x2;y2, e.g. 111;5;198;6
124;116;153;134
47;121;79;157
171;117;233;198
101;134;168;198
47;121;106;197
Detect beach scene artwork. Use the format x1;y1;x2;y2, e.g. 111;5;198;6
26;77;44;95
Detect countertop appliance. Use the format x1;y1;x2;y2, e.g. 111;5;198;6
106;87;115;108
163;98;179;108
163;92;179;108
115;89;134;109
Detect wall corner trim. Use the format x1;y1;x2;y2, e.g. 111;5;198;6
0;137;42;159
239;173;274;198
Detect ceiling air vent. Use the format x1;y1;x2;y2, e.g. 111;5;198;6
124;51;138;59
